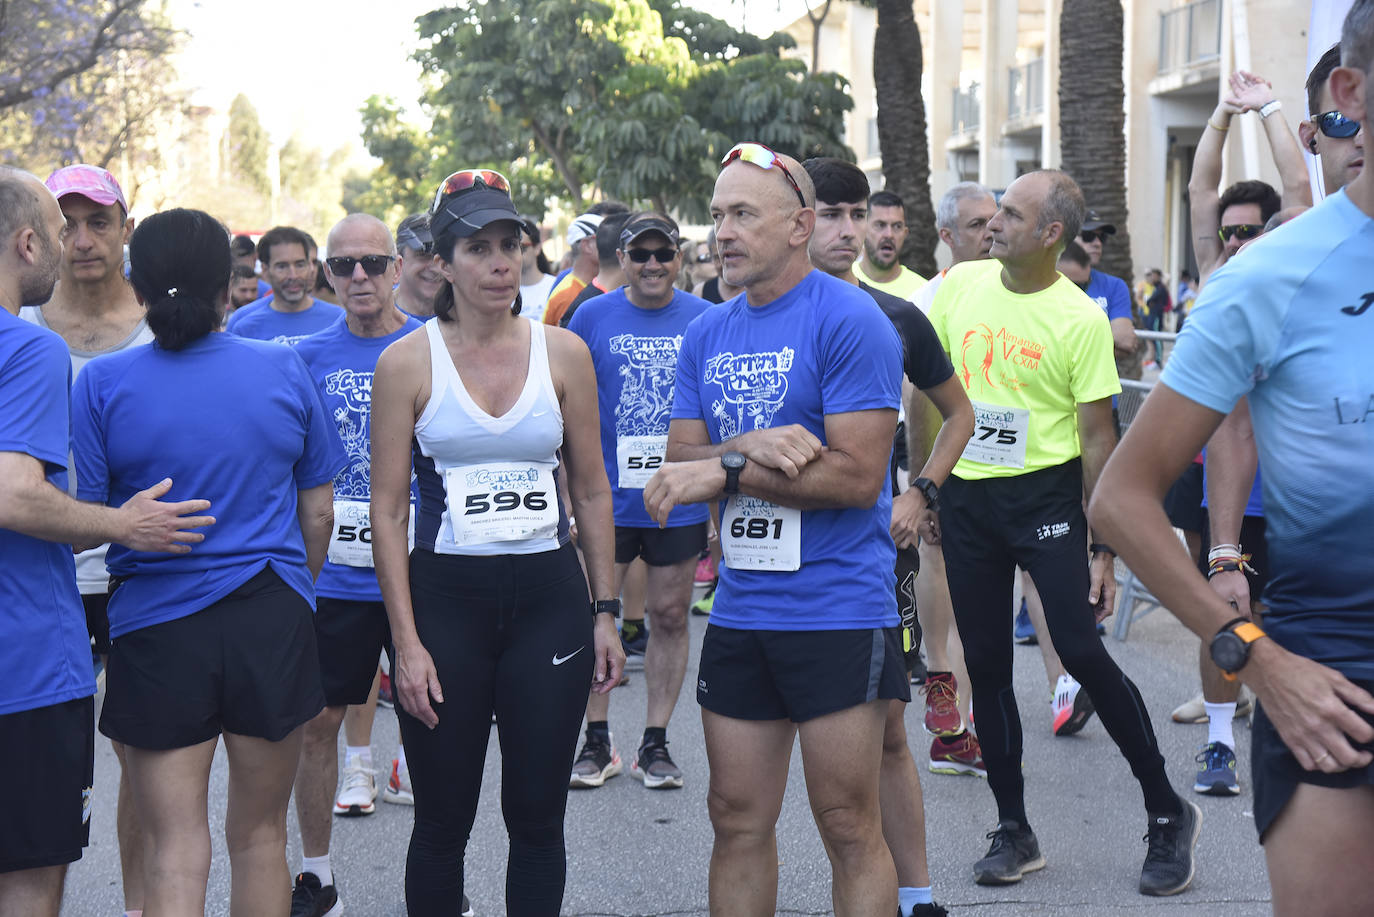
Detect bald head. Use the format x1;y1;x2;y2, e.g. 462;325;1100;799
0;167;65;311
328;212;396;258
710;147;819;303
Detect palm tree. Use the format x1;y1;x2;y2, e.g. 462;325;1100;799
1059;0;1134;284
868;0;937;278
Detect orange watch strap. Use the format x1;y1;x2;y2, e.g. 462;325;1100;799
1233;621;1266;644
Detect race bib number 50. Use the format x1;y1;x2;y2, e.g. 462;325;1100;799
446;461;559;546
327;500;416;568
962;401;1030;469
721;494;801;572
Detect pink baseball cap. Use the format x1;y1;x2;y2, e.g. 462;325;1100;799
45;164;128;213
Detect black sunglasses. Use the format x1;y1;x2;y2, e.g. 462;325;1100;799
1218;224;1264;242
1314;110;1361;139
1079;230;1106;244
325;254;396;277
626;248;678;264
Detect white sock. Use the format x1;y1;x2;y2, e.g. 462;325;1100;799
898;886;934;912
1205;703;1237;748
301;854;332;887
345;745;372;769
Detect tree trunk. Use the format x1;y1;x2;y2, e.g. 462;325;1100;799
872;0;937;279
1059;0;1133;284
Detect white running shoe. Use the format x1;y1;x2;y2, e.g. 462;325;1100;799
333;760;378;816
382;757;414;806
1051;674;1095;737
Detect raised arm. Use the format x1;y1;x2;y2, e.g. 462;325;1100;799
1189;96;1240;280
1230;71;1313;209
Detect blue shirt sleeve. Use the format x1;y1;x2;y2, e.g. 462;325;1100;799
71;363;111;503
1103;275;1132;322
0;329;72;476
286;352;348;489
1160;259;1279;414
818;299;902;414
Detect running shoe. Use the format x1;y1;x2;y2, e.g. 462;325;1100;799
569;733;622;788
1193;741;1240;796
1139;800;1202;896
461;894;474;916
928;731;987;777
290;871;341;917
630;739;684;789
382;757;414;805
1171;691;1253;724
620;624;648;670
690;582;715;616
1051;674;1095;736
909;903;949;917
922;672;963;737
377;671;394;709
973;820;1045;885
1013;600;1037;645
694;554;717;586
333;761;377;816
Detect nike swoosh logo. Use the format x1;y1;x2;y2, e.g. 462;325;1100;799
552;647;584;665
533;409;549;417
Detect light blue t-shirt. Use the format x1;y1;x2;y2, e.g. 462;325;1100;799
0;312;95;716
226;297;343;346
568;287;713;529
671;270;902;631
294;314;423;601
1161;189;1374;680
73;333;348;638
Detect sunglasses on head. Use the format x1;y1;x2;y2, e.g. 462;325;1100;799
720;142;808;209
626;247;678;264
1218;224;1264;242
1313;110;1361;139
325;254;396;277
1079;230;1106;244
430;169;512;213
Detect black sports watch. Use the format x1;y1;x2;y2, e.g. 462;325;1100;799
912;476;940;513
592;598;622;619
721;451;746;495
1208;618;1266;679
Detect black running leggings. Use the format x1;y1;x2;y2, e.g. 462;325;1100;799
939;460;1175;825
398;543;594;916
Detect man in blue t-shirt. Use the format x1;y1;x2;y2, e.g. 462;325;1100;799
643;144;906;915
1090;12;1374;907
0;167;215;916
226;225;341;345
1075;210;1141;372
567;212;714;793
289;214;423;916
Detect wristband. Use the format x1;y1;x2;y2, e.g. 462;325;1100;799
592;598;621;619
1258;99;1282;119
1207;119;1229;132
1089;542;1116;557
1207;543;1242;562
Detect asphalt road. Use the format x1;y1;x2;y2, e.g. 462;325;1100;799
64;588;1273;916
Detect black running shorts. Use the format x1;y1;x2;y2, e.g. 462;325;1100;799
1251;680;1374;842
315;597;392;707
696;624;910;722
614;522;708;567
0;696;94;873
1163;462;1205;534
100;567;325;749
82;590;112;656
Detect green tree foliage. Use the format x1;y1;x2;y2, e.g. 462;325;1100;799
358;0;852;222
227;94;271;197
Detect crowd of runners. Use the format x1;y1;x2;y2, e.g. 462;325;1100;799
2;4;1374;916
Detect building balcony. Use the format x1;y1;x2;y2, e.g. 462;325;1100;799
1152;0;1221;94
949;83;981;148
1005;57;1045;136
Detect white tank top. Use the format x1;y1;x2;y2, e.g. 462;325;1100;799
412;318;570;555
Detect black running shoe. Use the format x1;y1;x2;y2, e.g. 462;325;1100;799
1139;799;1201;896
290;872;341;917
909;902;949;916
973;820;1046;885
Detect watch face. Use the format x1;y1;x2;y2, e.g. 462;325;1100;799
1210;632;1247;673
722;451;746;471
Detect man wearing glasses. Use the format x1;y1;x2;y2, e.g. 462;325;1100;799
1073;211;1140;372
1188;69;1310;283
565;213;713;794
645;143;908;915
394;213;444;319
1302;43;1366;197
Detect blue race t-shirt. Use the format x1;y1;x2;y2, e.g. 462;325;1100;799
671;270;903;631
1085;269;1132;321
294;314;423;601
1161;189;1374;680
0;312;96;715
568;287;714;529
226;297;343;346
73;333;348;638
257;278;272;299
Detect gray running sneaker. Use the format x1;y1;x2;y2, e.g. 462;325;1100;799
569;733;622;788
630;739;684;789
973;820;1045;885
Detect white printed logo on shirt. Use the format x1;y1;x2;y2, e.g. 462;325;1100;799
704;348;795;440
610;333;682;488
